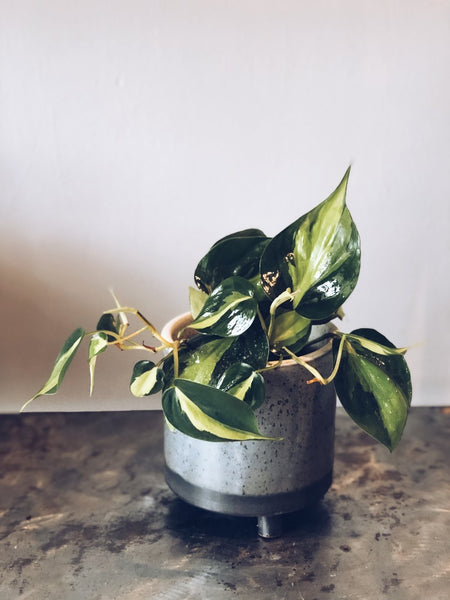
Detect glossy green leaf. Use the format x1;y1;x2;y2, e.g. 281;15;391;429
96;313;119;342
130;360;165;396
270;310;311;353
21;328;85;411
343;328;412;406
216;362;266;409
190;276;258;337
165;335;235;386
210;317;270;377
333;329;412;450
88;332;109;395
163;389;224;441
162;378;273;441
194;229;271;293
260;168;361;320
162;316;269;391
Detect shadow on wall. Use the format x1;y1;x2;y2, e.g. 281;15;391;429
0;248;164;413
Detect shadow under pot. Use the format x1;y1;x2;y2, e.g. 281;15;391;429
161;313;336;538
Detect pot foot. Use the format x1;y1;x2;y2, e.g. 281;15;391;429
257;515;283;538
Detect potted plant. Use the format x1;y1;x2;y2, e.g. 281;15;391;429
23;167;412;537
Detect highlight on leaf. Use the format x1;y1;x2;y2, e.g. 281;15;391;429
190;276;258;337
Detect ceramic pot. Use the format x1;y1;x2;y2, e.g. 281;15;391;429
161;314;336;537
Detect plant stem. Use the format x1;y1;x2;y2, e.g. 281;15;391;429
258;355;284;372
90;328;158;354
103;307;174;348
172;341;180;378
256;306;268;336
282;334;346;385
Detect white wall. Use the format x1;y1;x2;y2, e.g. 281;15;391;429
1;1;449;412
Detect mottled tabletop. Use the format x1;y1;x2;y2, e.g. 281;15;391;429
1;408;449;600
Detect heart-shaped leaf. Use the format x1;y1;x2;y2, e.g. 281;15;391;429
343;328;412;405
333;329;412;450
190;276;258;337
209;317;270;378
194;229;271;293
216;362;266;409
162;378;274;441
260;168;360;320
130;360;165;396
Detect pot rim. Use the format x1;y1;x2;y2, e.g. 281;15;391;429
161;312;337;366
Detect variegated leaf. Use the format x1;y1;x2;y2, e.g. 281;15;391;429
190;276;257;337
270;310;311;353
333;329;412;450
216;362;265;409
130;360;165;396
21;327;85;411
260;168;360;320
162;379;274;441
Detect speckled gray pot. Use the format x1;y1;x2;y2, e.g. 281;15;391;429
162;315;336;536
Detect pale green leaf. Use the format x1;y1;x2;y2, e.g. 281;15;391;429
270;310;311;351
188;286;208;319
88;332;109;395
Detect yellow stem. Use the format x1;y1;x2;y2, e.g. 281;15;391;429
102;306;174;348
258;355;284;373
283;334;346;386
172;341;180;378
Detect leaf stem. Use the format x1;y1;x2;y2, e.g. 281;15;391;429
89;327;157;354
256;306;268;336
282;333;346;385
258;355;284;373
172;341;180;378
102;307;174;348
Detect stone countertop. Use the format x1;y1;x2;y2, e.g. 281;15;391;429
1;408;449;600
